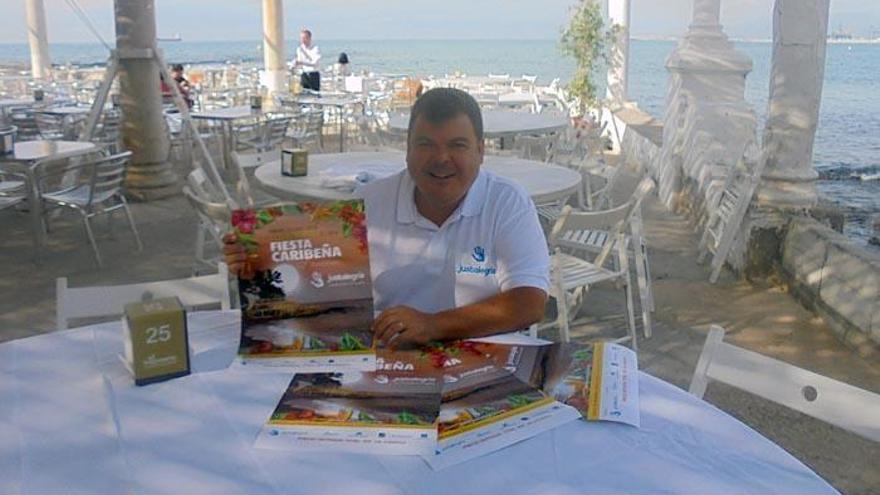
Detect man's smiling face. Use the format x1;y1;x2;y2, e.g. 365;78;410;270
406;113;484;219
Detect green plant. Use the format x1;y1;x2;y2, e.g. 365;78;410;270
560;0;616;115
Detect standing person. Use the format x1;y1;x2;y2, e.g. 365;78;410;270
293;29;322;91
336;52;351;77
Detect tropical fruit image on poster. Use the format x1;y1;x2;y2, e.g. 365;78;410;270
229;201;376;371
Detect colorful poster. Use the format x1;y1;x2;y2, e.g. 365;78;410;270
231;201;375;371
255;350;440;455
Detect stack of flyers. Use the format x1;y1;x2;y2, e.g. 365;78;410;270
252;338;640;466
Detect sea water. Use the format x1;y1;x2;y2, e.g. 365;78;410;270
1;39;877;244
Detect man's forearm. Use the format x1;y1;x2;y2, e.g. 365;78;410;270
432;287;547;341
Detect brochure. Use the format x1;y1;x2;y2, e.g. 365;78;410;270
254;350;440;455
231;201;376;371
421;341;582;471
493;341;641;428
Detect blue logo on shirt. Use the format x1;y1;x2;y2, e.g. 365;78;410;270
472;246;486;262
458;246;496;277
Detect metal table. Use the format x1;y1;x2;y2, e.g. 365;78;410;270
288;94;364;152
35;106;92;139
191;106;265;168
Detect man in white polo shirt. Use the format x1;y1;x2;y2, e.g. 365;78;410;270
225;88;549;347
293;29;321;91
365;88;549;347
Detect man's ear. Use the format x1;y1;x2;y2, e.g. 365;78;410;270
477;139;485;160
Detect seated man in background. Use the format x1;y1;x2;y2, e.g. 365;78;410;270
161;64;194;108
225;88;549;347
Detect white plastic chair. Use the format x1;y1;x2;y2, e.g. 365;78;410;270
690;325;880;443
183;169;232;273
56;263;231;330
698;143;764;283
539;178;655;346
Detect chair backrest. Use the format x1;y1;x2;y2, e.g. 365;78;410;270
698;142;763;283
344;76;365;94
9;110;41;139
86;151;131;207
183;183;232;226
690;325;880;443
56;263;231;330
264;116;292;147
549;177;654;267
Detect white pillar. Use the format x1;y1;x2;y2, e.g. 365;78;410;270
756;0;830;209
606;0;630;103
25;0;51;80
115;0;176;200
261;0;286;106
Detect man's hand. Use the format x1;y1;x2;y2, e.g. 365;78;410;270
372;306;442;349
222;232;248;277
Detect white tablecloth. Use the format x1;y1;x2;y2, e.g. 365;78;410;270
254;151;582;205
0;311;839;495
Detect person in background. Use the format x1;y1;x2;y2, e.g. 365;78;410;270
293;29;322;91
161;63;194;108
336;52;351;77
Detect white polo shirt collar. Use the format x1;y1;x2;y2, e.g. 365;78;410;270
395;168;489;227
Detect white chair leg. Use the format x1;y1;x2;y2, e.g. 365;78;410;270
618;246;637;352
631;236;653;339
643;242;655;312
193;223;207;275
552;252;571;342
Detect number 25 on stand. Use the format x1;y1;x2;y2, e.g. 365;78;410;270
122;297;191;386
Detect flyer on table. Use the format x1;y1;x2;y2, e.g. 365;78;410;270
506;341;642;428
231;201;376;371
255;350;441;455
421;341;582;471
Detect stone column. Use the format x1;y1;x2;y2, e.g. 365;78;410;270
25;0;51;80
657;0;755;209
115;0;176;200
756;0;830;210
261;0;286;108
605;0;630;103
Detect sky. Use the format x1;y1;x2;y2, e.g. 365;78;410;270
0;0;877;44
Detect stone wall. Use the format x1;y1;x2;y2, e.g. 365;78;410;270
618;108;880;357
782;218;880;357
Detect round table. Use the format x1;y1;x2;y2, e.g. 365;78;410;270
0;311;840;494
388;109;568;140
253;151;582;205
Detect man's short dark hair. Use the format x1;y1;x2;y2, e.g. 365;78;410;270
408;88;483;142
171;63;184;72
